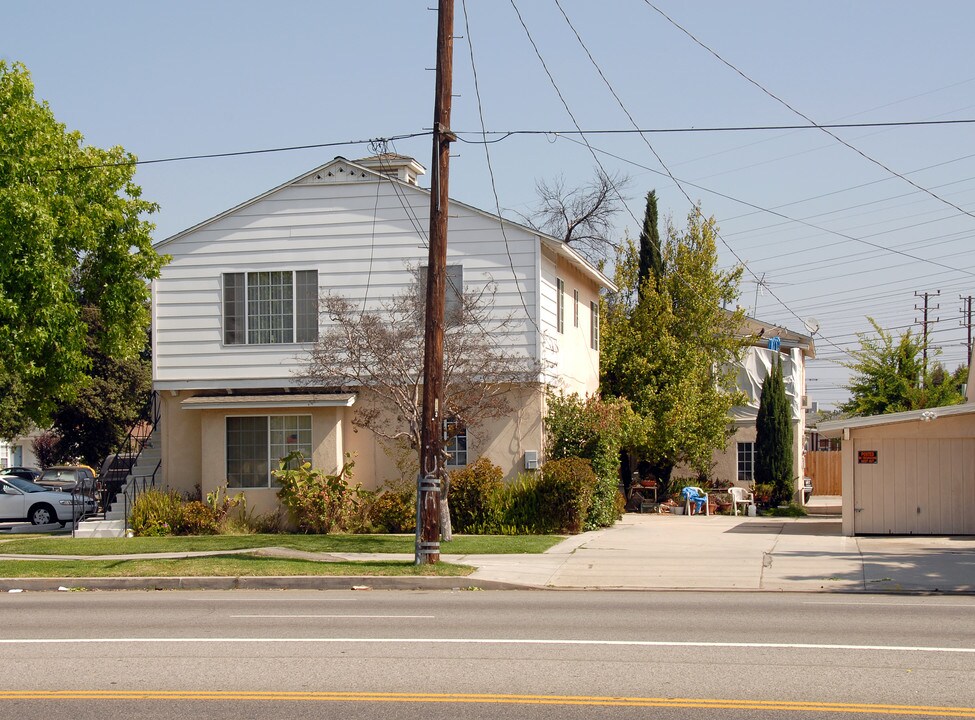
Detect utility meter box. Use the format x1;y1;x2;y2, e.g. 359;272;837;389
524;451;539;470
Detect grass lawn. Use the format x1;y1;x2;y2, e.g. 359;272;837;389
0;555;473;578
0;533;564;557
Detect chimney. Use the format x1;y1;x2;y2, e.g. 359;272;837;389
355;154;426;186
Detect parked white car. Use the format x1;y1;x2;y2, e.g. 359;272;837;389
0;476;97;526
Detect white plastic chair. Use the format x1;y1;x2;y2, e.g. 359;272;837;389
729;486;754;516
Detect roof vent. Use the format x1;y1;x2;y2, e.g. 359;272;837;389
354;154;426;186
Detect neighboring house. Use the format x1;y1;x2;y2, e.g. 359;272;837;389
817;357;975;536
709;316;816;495
152;154;613;513
0;429;43;469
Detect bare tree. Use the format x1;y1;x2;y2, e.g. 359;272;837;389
521;169;629;266
302;274;540;540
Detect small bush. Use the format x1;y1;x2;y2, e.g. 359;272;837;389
273;452;368;534
764;502;807;517
130;488;184;537
178;500;219;535
370;482;416;533
448;458;504;533
535;457;597;533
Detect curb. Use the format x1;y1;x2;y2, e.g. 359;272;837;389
0;576;535;593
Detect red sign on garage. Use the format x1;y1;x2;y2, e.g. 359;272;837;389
857;450;878;464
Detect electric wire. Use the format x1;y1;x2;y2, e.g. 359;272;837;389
643;0;975;224
543;0;848;357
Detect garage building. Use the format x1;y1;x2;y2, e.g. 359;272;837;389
818;401;975;536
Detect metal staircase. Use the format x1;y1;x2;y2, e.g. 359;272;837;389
73;392;162;539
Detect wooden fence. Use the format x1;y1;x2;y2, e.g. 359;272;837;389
805;451;842;495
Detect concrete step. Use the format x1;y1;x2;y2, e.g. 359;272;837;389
73;518;127;538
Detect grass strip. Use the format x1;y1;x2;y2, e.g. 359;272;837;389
0;555;473;578
0;533;563;556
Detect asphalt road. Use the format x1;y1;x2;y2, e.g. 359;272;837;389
1;590;973;719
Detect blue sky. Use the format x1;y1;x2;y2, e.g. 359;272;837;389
4;1;975;407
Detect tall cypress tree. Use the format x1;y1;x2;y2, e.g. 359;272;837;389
637;190;662;303
754;358;794;505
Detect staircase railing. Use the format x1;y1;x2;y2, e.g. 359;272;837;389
73;390;162;537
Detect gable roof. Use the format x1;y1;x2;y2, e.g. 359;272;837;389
154;156;615;291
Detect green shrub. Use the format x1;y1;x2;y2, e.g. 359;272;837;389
448;458;504;533
545;391;631;529
535;457;597;533
370;485;416;533
273;452;367;533
130;488;184;537
178;500;219;535
752;482;775;508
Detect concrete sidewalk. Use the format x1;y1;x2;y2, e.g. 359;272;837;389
1;513;973;593
453;513;975;593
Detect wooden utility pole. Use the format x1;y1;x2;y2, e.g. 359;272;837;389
914;290;940;381
961;295;973;367
416;0;455;565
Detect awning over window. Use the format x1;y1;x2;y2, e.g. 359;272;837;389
181;393;356;410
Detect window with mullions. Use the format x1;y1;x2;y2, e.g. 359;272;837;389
226;415;312;488
443;417;467;467
556;278;565;334
573;289;579;327
737;442;755;482
590;300;599;350
223;270;318;345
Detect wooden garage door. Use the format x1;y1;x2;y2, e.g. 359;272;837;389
853;438;975;535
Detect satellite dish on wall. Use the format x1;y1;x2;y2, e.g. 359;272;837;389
803;317;820;335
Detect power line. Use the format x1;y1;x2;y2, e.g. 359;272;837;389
452;118;975;139
541;0;841;355
45;132;433;172
643;0;975;224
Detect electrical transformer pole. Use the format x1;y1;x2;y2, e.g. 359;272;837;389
416;0;455;565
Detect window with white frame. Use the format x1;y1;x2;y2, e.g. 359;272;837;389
444;417;467;467
223;270;318;345
590;300;599;350
737;442;755;482
556;278;565;333
573;289;579;327
226;415;312;488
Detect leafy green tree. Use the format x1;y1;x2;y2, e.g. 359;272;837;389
755;358;793;505
601;207;747;489
842;318;965;416
637;190;663;301
48;306;152;467
0;61;165;438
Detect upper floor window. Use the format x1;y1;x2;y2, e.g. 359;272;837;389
573;289;580;327
223;270;318;345
590;300;600;350
556;278;565;334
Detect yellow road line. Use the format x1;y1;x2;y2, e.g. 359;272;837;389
0;691;972;716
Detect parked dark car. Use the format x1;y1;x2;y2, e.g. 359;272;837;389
0;466;42;482
97;453;137;511
35;465;98;494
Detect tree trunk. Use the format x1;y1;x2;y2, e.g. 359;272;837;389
440;474;453;541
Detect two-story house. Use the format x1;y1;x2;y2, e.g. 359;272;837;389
150;154;613;513
718;316;816;492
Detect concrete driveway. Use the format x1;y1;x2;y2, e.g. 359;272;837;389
461;513;975;593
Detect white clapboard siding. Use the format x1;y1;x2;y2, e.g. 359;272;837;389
153;172;549;389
